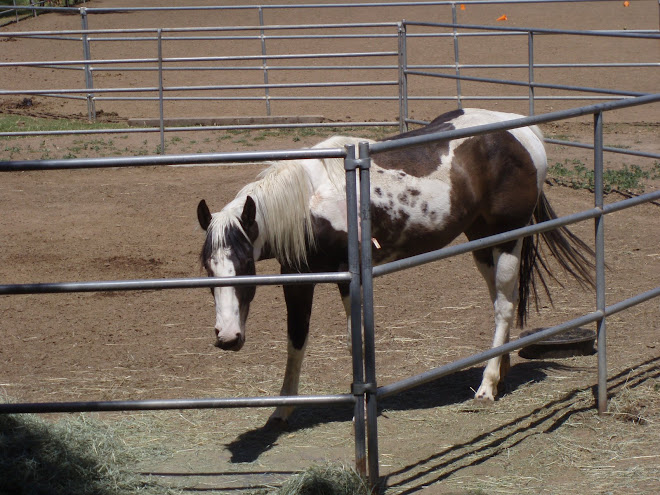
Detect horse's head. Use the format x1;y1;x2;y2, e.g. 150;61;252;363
197;197;258;351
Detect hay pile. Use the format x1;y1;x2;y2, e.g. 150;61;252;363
0;403;369;495
0;409;174;495
274;464;370;495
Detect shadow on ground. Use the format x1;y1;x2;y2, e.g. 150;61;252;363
383;356;659;494
141;356;658;493
226;360;553;463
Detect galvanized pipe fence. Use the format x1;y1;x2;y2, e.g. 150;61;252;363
0;143;372;473
1;0;659;489
1;94;659;488
398;20;659;127
1;1;658;145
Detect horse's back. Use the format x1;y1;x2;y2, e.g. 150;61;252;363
365;109;548;259
375;108;546;184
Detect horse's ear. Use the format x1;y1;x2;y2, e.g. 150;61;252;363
197;199;212;231
241;196;256;228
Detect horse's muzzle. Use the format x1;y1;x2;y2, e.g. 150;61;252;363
214;334;244;352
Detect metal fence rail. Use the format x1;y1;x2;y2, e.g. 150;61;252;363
0;140;374;477
359;93;660;481
398;20;659;125
1;0;657;136
1;94;659;488
0;393;357;415
1;2;659;490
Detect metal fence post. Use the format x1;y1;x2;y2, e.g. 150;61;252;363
358;141;380;489
344;145;367;477
451;4;462;109
80;7;96;122
157;29;165;155
397;21;409;133
258;7;271;116
594;110;608;414
528;31;535;115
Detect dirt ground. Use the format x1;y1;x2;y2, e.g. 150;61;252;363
1;2;659;494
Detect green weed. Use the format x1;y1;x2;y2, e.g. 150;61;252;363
0;114;125;135
548;160;660;194
2;145;21;156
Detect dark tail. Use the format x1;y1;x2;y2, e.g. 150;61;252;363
517;192;596;327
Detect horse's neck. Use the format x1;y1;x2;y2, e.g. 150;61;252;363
246;152;357;267
253;222;273;262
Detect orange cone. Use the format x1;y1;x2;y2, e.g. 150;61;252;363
497;14;508;21
460;4;466;10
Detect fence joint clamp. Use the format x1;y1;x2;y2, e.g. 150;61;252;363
345;157;371;172
351;382;377;396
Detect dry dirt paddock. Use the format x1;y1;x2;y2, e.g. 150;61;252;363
1;1;659;494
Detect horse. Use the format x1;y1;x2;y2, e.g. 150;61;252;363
196;108;595;424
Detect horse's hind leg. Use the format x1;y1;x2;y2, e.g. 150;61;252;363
473;241;521;401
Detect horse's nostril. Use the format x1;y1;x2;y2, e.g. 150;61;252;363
215;333;243;351
215;328;220;337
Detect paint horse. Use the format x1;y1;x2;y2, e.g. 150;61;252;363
197;108;594;424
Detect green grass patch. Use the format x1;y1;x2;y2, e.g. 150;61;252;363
215;126;393;144
0;0;30;8
548;160;660;194
0;1;84;7
0;114;127;135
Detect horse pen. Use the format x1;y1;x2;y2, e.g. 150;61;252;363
1;1;659;493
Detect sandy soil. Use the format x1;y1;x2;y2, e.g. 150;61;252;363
1;2;659;494
1;0;658;123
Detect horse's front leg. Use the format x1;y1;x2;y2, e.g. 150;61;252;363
474;243;521;401
267;278;315;425
338;282;353;351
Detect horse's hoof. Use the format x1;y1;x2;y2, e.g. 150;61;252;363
474;386;496;402
265;416;289;430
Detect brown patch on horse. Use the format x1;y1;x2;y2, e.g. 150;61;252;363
307;215;349;272
453;130;540;245
374;109;462;177
370;202;464;264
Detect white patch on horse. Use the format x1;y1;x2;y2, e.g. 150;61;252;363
209;250;243;349
433;137;465;182
310;186;349;234
307;136;373;235
269;339;308;423
371;165;452;256
476;244;522;400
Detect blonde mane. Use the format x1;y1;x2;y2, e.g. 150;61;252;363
206;136;364;268
244;160;317;267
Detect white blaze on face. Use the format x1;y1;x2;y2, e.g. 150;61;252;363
209;249;244;350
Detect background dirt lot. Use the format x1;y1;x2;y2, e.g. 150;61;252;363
1;1;659;494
